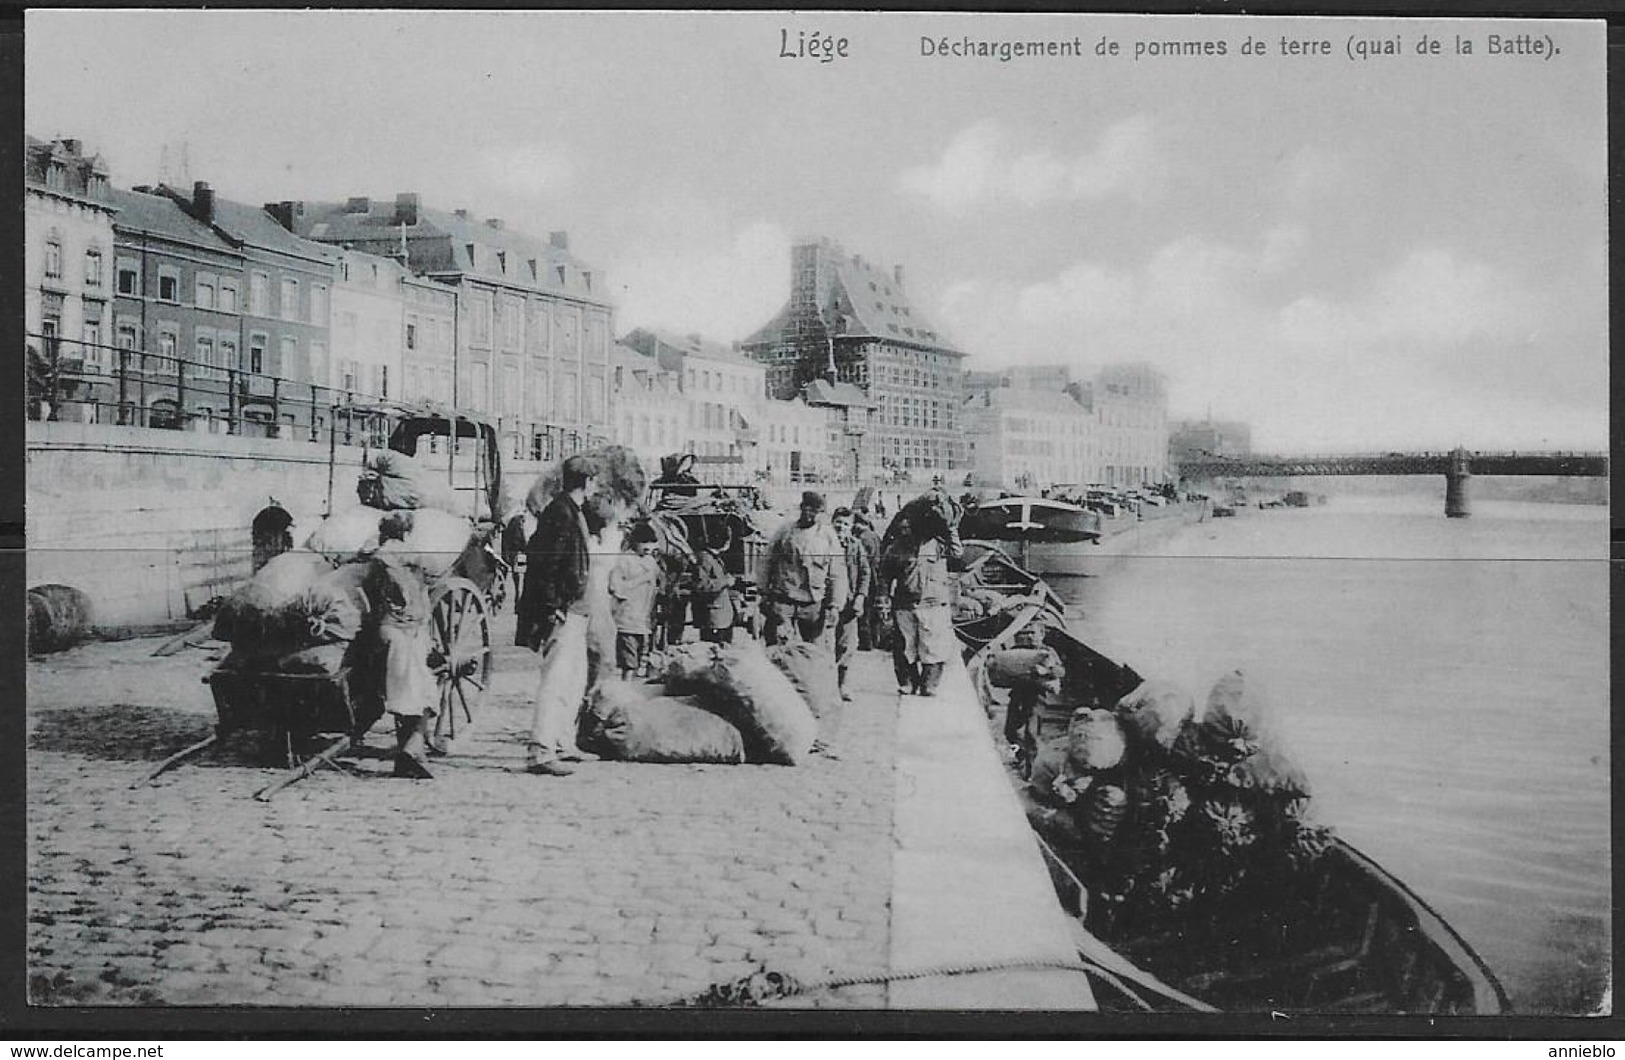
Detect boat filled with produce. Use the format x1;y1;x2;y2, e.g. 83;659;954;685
955;548;1508;1015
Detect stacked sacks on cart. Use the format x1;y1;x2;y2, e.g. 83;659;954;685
376;508;481;579
1028;668;1331;935
211;551;372;677
356;450;459;513
579;640;821;766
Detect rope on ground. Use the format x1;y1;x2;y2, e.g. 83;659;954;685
649;954;1110;1008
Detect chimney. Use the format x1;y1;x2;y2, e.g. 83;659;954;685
485;217;504;230
549;230;569;250
894;264;904;287
192;181;215;224
61;138;82;156
454;208;470;220
263;201;299;231
345;196;370;214
393;192;419;226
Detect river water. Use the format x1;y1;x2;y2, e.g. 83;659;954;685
1052;493;1610;1014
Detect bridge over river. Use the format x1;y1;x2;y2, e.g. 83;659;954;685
1176;448;1608;518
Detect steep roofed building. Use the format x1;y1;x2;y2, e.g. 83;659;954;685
741;238;966;481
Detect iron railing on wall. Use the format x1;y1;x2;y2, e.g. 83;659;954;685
24;332;610;459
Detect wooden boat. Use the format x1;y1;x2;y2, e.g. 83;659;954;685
963;600;1510;1015
961;496;1101;545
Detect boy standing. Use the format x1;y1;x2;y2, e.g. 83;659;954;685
608;523;662;679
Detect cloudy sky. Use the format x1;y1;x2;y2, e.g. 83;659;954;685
26;11;1607;451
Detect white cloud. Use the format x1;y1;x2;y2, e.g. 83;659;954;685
898;116;1162;213
934;239;1594;450
1260;224;1309;274
609;220;792;342
478;142;576;198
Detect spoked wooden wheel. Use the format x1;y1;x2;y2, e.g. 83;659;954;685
426;577;492;754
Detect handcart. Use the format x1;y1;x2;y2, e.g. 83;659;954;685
142;403;508;797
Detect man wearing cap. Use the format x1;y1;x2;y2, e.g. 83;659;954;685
758;490;847;647
518;453;601;776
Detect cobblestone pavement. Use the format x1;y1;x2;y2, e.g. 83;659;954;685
26;614;899;1008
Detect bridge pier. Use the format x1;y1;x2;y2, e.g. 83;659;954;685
1445;448;1472;518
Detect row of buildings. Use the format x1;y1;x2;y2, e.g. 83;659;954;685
24;135;1178;490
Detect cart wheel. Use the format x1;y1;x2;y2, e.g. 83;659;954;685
426;577;492;754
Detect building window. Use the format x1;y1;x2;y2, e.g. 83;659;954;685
196;274;216;310
219;280;238;313
280;335;297;377
248;333;266;375
501;296;523;348
311;284;329;324
502;365;520;416
405;322;417;350
81;319;103;371
157;268;179;303
470;290;493;344
116;259;139;295
249;272;269;315
196;333;221;380
44;237;62;280
280;277;299;321
157;330;177;361
219;338;236;377
84;249;103;287
381;365;390;399
116;323;138;353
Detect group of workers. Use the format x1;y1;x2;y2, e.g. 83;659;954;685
507;454;958;778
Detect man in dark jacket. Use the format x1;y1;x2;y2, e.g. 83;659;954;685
519;454;599;775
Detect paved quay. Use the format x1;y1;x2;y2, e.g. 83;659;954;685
26;609;1091;1011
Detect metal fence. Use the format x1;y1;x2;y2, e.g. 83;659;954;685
24;332;610;459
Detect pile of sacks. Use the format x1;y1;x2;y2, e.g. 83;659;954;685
306;450;479;578
212;551;371;678
579;639;840;766
1029;669;1330;935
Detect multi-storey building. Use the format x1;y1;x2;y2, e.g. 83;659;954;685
400;274;457;410
328;247;412;402
962;386;1099;491
106;185;247;431
803;378;876;485
25;137;119;420
1092;362;1169;486
758;396;838;485
620;328;766;470
611;342;687;477
741;238;966;480
279;193;614;460
156;182;337;436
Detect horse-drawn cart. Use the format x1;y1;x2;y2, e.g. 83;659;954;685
148;403;508;796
